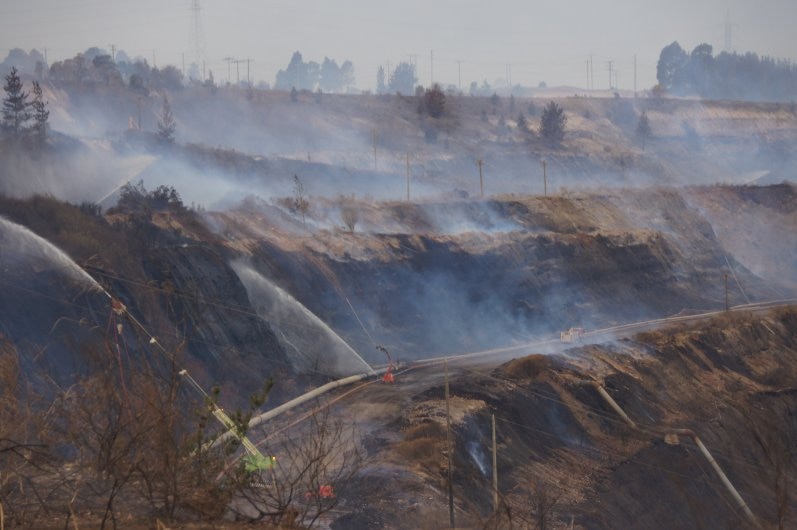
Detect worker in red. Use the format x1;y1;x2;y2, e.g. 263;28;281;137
377;345;395;383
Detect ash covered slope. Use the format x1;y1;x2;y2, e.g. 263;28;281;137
216;185;791;363
335;308;797;530
0;195;292;406
40;85;797;201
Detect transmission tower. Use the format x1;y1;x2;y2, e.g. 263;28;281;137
189;0;205;68
724;8;734;53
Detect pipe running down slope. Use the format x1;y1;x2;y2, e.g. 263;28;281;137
587;380;762;529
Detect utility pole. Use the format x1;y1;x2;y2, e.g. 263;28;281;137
109;44;116;62
182;52;185;76
724;272;729;311
589;53;595;90
445;360;455;529
430;49;434;86
223;57;235;84
492;413;498;513
372;129;378;171
457;60;462;91
634;54;637;95
607;61;613;90
477;159;484;198
586;59;590;91
542;159;547;196
406;153;411;201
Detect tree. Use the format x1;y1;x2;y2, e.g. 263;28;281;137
424;83;446;118
203;70;217;94
319;57;342;93
656;41;688;91
635;111;652;149
376;66;386;95
157;95;176;143
340;196;359;233
2;67;31;136
150;65;183;91
388;62;417;95
232;406;362;528
516;112;529;133
340;60;355;92
539;101;566;143
92;54;121;85
292;174;309;226
275;51;319;91
30;80;49;144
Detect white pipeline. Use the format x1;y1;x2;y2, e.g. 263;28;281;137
212;367;389;447
588;381;761;529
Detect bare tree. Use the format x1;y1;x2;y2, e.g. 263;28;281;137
156;95;176;143
292;174;310;227
745;401;797;530
0;340;61;527
512;479;564;530
232;405;362;528
340;196;359;233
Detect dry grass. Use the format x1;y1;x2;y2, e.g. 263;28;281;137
503;354;549;380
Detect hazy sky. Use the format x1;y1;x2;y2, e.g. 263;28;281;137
1;0;795;91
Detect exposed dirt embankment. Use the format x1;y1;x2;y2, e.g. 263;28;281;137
219;186;789;363
686;183;797;290
346;307;797;530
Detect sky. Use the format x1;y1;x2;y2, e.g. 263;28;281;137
1;0;796;92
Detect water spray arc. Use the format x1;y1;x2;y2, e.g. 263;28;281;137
0;216;269;468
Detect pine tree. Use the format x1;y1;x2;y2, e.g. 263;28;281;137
2;67;32;136
516;112;529;132
423;84;446;118
539;101;566;143
30;81;49;144
156;95;176;143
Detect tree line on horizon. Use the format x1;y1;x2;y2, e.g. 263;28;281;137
657;41;797;102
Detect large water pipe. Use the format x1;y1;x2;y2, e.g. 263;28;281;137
584;380;761;529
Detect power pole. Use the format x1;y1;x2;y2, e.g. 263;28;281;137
607;61;613;90
457;60;462;91
477;159;484;198
109;44;116;62
430;49;434;86
182;52;185;76
445;360;455;529
492;413;498;513
542;159;547;196
586;59;590;91
372;129;378;171
634;54;637;95
406;153;411;201
223;57;235;84
589;53;595;90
